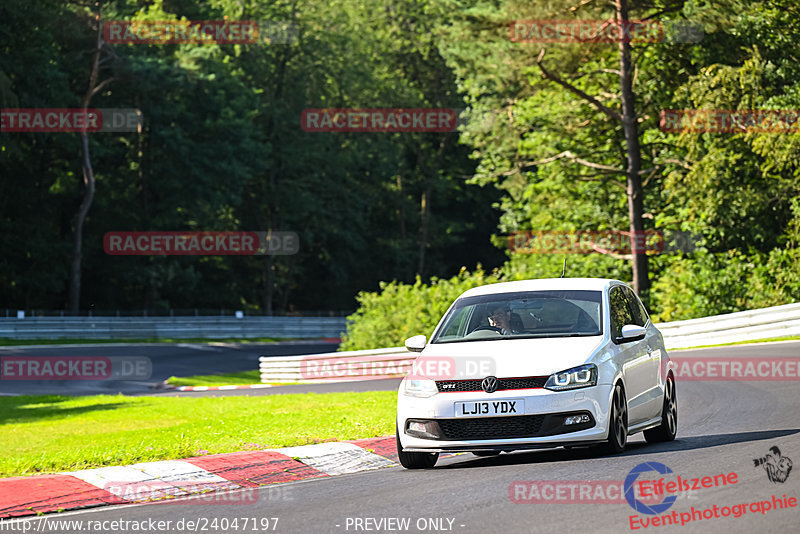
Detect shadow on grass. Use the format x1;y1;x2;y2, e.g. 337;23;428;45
0;395;135;424
167;370;262;386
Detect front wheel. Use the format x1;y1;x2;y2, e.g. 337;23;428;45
599;383;628;455
644;375;677;443
396;427;438;469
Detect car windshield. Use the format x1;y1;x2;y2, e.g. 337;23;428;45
431;290;603;344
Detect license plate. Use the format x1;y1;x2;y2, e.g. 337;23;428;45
455;398;524;417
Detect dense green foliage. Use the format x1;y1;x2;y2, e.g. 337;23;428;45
0;0;504;313
342;266;500;350
2;0;799;328
342;0;800;349
340;254;628;349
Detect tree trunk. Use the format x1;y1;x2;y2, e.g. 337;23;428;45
262;254;274;315
416;134;451;278
397;175;406;243
418;185;430;276
68;132;96;315
68;11;106;315
260;37;292;315
616;0;649;298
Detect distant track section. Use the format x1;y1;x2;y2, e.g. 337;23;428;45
0;316;346;340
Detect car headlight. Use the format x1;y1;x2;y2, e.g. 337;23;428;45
402;378;438;398
545;364;598;391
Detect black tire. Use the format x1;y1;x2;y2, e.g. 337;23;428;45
644;374;677;443
396;427;439;469
472;451;501;457
600;383;628;455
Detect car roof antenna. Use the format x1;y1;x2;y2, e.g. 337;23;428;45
560;258;566;278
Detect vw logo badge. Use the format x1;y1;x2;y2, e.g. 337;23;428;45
482;376;498;393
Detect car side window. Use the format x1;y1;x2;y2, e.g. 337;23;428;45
609;286;633;340
439;307;470;339
622;286;648;327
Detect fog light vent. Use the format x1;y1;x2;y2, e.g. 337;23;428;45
564;414;591;425
409;422;426;433
405;419;442;439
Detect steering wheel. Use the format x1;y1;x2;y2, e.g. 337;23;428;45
472;325;502;334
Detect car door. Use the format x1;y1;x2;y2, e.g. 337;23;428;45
608;285;650;425
623;286;664;421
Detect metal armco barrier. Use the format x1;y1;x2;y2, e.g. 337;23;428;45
656;301;800;349
0;316;346;340
259;347;415;383
259;302;800;383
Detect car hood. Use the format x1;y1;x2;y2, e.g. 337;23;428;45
414;336;605;380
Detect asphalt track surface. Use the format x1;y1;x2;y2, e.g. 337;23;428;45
0;341;340;396
4;340;800;533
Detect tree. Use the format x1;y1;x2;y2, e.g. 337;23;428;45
437;0;713;301
68;3;117;314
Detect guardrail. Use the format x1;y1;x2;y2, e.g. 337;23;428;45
259;302;800;383
259;347;414;383
0;316;347;340
656;301;800;349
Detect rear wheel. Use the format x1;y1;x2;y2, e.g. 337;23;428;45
644;375;677;443
599;383;628;455
396;427;439;469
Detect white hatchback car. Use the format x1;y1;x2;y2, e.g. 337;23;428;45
396;278;677;468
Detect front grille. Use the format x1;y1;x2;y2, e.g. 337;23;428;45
437;415;546;440
436;376;547;393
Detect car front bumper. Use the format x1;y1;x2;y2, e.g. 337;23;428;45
397;383;613;452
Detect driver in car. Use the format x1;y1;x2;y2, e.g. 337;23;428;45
488;305;518;335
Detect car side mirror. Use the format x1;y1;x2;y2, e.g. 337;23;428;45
404;334;427;352
616;324;646;343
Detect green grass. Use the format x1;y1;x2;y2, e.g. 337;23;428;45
673;335;800;351
0;392;396;478
0;337;290;346
166;370;263;387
